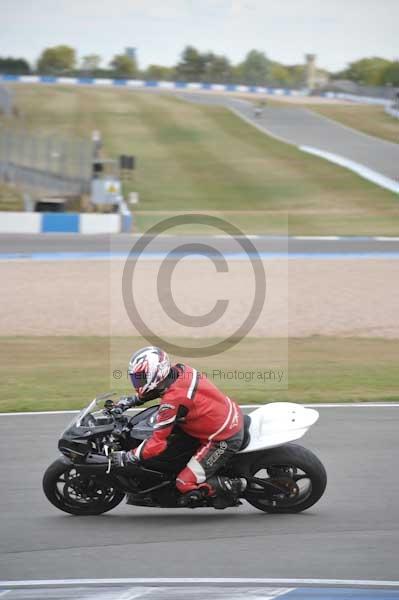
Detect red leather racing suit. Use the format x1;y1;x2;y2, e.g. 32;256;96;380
133;364;244;493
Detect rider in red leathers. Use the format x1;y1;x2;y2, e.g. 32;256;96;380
111;346;246;507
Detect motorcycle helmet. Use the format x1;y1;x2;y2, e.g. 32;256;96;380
128;346;171;396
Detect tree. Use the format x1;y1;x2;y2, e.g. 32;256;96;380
175;46;207;81
37;45;76;74
80;54;101;74
231;63;244;84
287;64;306;87
175;47;233;83
382;61;399;87
144;64;175;81
204;53;233;83
270;63;292;86
0;57;31;74
340;57;391;86
110;54;137;78
239;50;271;86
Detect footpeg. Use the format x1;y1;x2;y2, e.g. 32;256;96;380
178;489;206;508
209;476;247;509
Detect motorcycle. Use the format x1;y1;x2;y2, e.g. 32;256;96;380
43;393;327;515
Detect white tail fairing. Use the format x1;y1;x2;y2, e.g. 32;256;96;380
239;402;319;454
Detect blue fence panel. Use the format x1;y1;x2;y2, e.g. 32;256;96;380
121;213;133;233
2;74;20;81
40;76;57;84
0;73;303;99
41;213;79;233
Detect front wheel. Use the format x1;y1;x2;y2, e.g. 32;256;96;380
244;443;327;513
43;458;125;515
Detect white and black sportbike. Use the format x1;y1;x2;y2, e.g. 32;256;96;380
43;393;327;515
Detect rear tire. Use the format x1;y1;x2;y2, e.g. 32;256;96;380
43;458;125;516
244;443;327;513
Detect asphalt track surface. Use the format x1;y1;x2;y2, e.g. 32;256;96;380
1;406;398;584
180;93;399;181
1;233;399;257
1;583;399;600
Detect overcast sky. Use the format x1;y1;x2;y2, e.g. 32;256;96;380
1;0;397;72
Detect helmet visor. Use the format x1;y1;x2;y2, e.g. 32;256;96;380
129;371;147;392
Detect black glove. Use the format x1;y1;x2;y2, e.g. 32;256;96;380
118;395;138;409
110;396;138;417
111;450;139;468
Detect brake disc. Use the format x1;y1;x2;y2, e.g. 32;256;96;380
63;471;95;502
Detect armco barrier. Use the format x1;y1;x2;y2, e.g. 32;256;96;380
0;73;306;97
323;91;399;120
385;105;399;120
0;211;132;234
323;91;391;106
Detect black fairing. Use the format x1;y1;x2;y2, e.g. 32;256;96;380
56;403;252;508
58;404;201;475
58;419;115;460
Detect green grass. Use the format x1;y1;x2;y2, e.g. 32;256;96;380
0;183;23;211
307;104;399;144
134;210;399;237
1;337;398;412
132;210;290;235
2;85;399;235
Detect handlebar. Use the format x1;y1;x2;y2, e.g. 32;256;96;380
103;395;144;420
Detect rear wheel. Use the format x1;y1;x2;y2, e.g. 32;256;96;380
244;443;327;513
43;458;125;515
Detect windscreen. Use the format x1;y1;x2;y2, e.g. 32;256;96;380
61;399;97;435
62;393;118;435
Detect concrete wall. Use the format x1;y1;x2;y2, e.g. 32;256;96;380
0;212;41;233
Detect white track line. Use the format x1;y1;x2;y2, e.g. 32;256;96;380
1;578;399;589
229;105;399;195
301;402;399;408
1;403;399;417
115;590;155;600
0;410;81;417
300;145;399;194
293;236;340;241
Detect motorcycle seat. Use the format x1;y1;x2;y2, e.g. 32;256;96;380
240;414;251;451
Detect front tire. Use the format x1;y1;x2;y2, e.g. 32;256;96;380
43;458;125;516
244;443;327;513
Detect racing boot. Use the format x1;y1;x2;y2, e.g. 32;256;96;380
178;488;208;508
207;475;247;509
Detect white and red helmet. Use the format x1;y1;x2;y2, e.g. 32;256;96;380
128;346;171;396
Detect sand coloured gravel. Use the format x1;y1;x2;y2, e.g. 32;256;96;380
0;259;398;338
